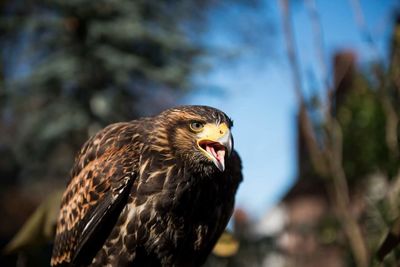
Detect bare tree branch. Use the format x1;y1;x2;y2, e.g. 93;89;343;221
327;118;369;267
279;0;328;176
279;1;370;265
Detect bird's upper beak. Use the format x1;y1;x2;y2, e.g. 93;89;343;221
197;123;233;172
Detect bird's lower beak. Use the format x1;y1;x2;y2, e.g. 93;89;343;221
197;123;233;172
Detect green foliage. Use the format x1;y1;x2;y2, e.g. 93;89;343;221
304;67;400;186
337;82;394;183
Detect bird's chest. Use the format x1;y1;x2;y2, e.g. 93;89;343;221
128;164;233;262
137;162;228;221
175;170;232;218
155;174;229;247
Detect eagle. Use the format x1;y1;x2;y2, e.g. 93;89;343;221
51;105;242;267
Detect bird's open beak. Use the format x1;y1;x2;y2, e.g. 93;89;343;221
197;123;233;172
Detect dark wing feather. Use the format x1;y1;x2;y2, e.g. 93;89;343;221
51;122;142;266
71;178;133;265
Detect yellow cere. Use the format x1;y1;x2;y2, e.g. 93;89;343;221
196;123;229;142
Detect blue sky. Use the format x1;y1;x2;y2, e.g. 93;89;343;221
181;0;399;217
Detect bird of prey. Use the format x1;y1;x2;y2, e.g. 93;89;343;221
51;105;242;267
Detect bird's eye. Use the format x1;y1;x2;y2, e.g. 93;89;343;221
190;121;204;132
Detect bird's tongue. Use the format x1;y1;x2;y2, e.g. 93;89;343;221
206;144;226;163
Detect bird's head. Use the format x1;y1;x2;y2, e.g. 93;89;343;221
157;105;234;173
